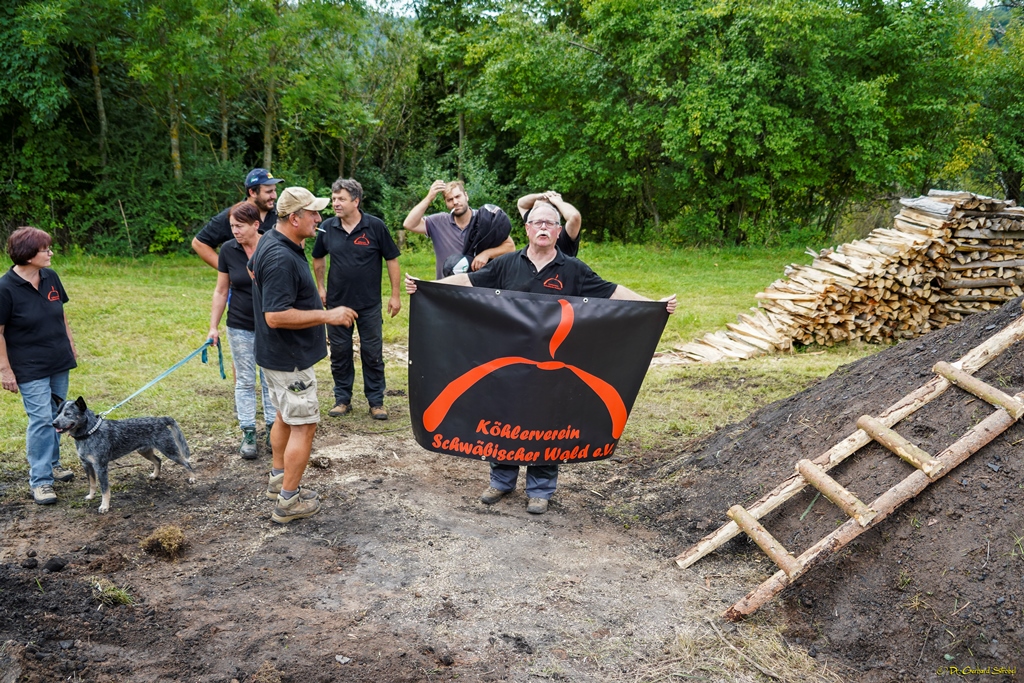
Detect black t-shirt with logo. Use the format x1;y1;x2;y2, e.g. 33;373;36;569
195;206;278;249
217;239;257;331
249;229;326;372
468;248;617;298
0;268;77;383
311;212;400;310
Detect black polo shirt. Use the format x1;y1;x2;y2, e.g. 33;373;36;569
249;228;326;371
556;229;579;258
195;206;278;249
217;239;257;331
468;248;617;298
0;268;77;383
312;212;400;310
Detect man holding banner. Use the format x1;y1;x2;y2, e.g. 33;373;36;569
406;201;675;515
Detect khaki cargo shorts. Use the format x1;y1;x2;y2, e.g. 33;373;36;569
263;367;320;425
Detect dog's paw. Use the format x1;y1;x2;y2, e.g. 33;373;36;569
148;472;158;480
84;493;95;501
187;476;196;484
97;505;109;514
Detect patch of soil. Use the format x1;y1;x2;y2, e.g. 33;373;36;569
608;299;1024;682
0;421;708;681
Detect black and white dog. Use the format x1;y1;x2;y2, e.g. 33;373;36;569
52;397;195;513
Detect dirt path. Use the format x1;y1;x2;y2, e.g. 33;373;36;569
0;427;735;682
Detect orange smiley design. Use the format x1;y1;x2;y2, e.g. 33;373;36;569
422;299;627;438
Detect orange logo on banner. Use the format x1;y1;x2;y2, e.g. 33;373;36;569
422;299;627;438
353;234;370;246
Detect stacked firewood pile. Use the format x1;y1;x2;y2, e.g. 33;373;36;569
675;191;1024;364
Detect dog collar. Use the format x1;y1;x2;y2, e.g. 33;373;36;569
74;418;104;440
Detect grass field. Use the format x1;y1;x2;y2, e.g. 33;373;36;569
0;245;883;462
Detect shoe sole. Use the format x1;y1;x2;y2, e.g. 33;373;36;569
480;492;509;505
33;497;57;505
271;501;322;524
240;450;258;460
53;474;74;483
328;406;351;417
371;413;388;420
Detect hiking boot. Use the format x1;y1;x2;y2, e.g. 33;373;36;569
369;405;388;420
480;487;509;505
265;424;274;449
52;466;74;483
271;489;322;524
32;485;57;505
266;471;284;500
526;498;549;515
328;402;351;417
239;427;258;459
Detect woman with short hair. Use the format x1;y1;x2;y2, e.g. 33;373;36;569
208;201;276;458
0;227;78;504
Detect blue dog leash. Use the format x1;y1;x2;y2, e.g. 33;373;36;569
98;339;226;419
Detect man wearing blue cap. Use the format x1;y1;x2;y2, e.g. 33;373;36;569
192;168;285;269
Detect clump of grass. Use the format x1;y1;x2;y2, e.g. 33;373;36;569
250;661;282;683
90;577;135;606
140;525;187;559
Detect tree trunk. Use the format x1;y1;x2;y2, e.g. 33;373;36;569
338;138;345;178
169;86;182;181
263;50;277;170
89;45;108;170
1001;169;1022;205
458;111;465;179
220;90;229;162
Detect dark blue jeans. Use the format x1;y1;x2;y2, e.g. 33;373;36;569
328;305;385;407
490;463;559;499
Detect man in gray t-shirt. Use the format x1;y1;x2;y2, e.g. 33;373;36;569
402;180;515;278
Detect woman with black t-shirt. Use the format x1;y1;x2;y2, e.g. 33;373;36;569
207;202;277;459
0;227;78;505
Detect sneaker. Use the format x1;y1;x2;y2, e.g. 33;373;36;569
52;466;74;483
369;405;388;420
239;427;258;459
328;402;351;417
526;498;549;515
32;485;57;505
266;471;284;500
480;487;509;505
271;489;322;524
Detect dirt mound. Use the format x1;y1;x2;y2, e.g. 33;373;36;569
614;299;1024;681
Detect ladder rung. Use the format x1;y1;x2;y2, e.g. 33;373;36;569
857;415;943;477
726;505;801;578
796;460;877;527
933;361;1024;420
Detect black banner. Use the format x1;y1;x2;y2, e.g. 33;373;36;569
409;281;669;465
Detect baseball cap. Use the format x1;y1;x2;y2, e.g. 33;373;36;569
244;168;285;189
276;187;330;216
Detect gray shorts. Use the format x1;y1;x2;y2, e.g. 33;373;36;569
263;367;320;426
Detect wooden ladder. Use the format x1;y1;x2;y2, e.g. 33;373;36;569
676;311;1024;621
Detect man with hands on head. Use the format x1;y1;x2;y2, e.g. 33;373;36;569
403;180;515;278
517;191;582;257
312;178;401;421
249;186;357;524
405;201;676;515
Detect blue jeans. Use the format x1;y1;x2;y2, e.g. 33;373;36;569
20;371;69;489
226;327;276;429
490;463;559;499
328;305;385;406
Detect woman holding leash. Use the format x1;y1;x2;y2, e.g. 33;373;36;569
208;202;276;458
0;227;78;504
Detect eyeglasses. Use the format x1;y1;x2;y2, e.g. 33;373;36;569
527;220;560;230
38;248;53;254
